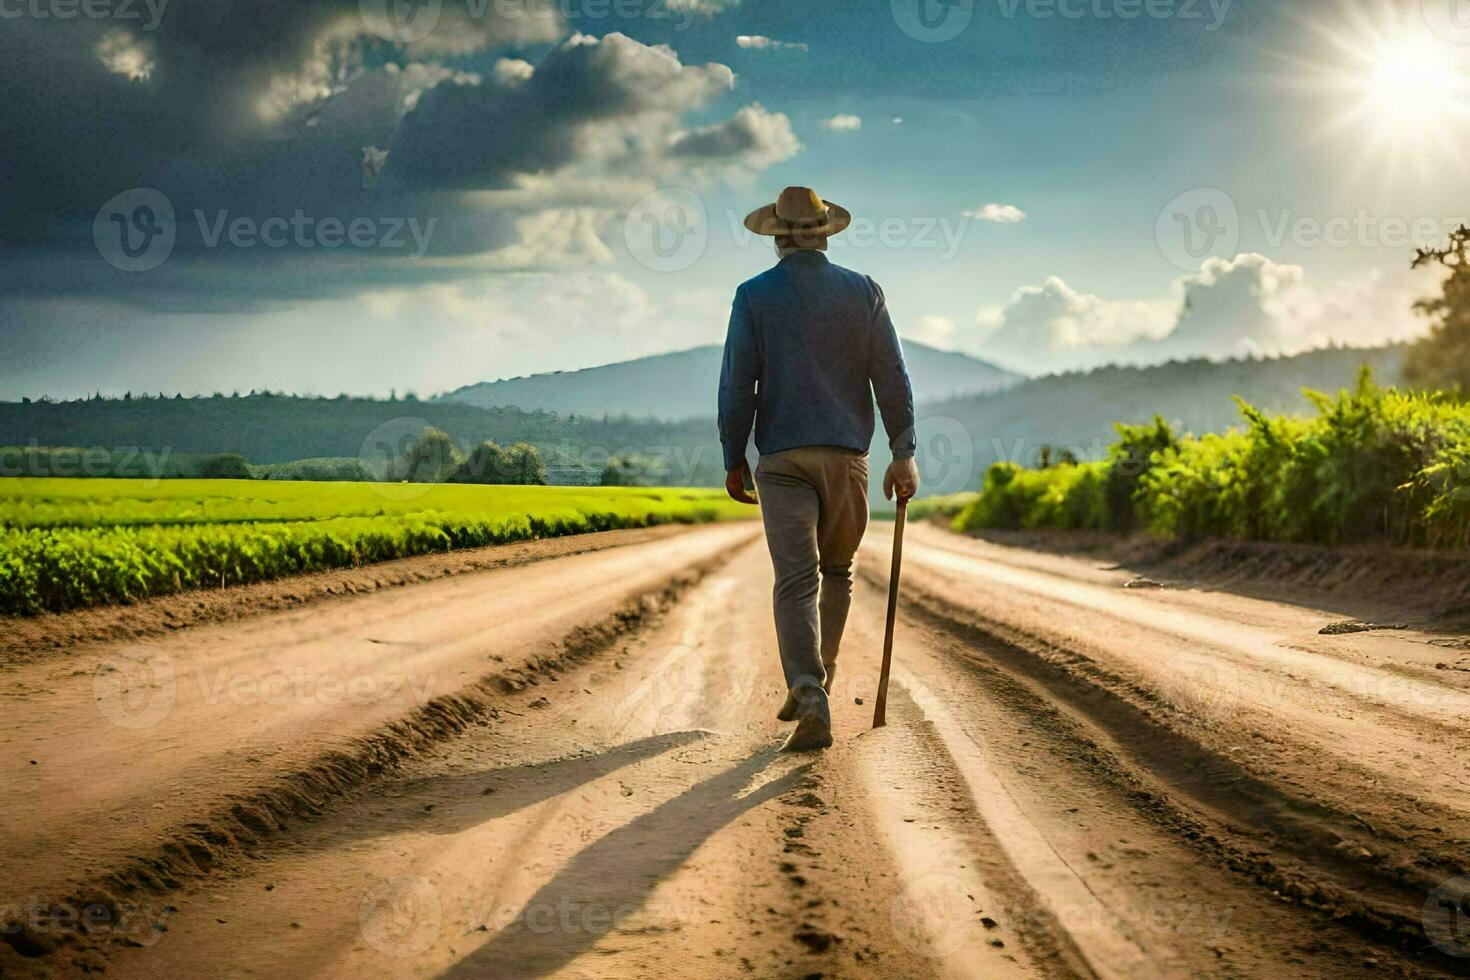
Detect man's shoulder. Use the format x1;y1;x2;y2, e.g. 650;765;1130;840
736;268;775;293
738;258;879;296
825;259;879;292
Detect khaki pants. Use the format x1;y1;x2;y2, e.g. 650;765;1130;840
754;447;870;695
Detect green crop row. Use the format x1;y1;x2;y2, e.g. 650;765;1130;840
954;370;1470;550
0;481;751;615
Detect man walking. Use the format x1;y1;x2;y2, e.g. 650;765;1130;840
719;186;920;753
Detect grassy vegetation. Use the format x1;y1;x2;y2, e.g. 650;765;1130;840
891;493;978;522
954;371;1470;550
0;479;752;615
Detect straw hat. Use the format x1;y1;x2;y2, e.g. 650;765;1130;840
743;186;852;238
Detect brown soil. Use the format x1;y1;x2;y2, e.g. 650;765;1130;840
960;527;1470;627
4;522;1467;978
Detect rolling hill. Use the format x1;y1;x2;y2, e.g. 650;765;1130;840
439;341;1019;419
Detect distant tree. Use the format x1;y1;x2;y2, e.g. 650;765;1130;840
504;442;549;485
1405;224;1469;394
387;427;461;483
448;440;548;485
601;452;670;487
1035;445;1079;469
450;441;512;484
197;453;253;479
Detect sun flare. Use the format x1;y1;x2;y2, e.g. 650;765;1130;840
1271;3;1470;180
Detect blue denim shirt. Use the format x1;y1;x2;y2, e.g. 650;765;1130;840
718;250;916;472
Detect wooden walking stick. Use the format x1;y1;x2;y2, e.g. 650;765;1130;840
872;497;908;729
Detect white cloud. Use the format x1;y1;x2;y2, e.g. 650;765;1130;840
668;103;801;176
736;35;809;52
492;57;535;87
907;315;958;347
94;30;154;81
820;114;862;131
967;254;1437;374
965;203;1027;224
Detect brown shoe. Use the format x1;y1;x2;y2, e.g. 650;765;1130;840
780;688;832;752
777;667;836;722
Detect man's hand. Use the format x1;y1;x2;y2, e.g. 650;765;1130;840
883;457;920;502
726;462;758;505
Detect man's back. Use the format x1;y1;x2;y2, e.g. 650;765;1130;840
718;249;916;471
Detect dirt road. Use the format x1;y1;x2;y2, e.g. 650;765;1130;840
4;522;1468;977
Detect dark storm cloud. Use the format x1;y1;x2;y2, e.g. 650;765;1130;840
0;2;796;310
386;33;734;189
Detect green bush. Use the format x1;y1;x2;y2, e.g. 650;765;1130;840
955;372;1470;550
252;458;370;481
197;453;253;480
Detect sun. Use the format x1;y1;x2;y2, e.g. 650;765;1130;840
1266;2;1470;181
1360;32;1463;133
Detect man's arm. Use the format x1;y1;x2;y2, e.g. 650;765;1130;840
868;279;916;459
868;279;920;501
718;287;759;503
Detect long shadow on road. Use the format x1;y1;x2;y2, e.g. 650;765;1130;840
287;731;713;858
439;745;809;978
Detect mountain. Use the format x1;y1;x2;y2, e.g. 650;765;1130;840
439;341;1019;420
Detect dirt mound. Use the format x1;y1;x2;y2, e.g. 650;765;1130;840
966;529;1470;625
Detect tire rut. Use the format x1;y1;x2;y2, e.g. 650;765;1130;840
879;572;1470;975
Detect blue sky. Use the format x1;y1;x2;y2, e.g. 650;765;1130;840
1;0;1465;398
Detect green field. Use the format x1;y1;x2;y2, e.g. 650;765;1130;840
0;479;753;615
